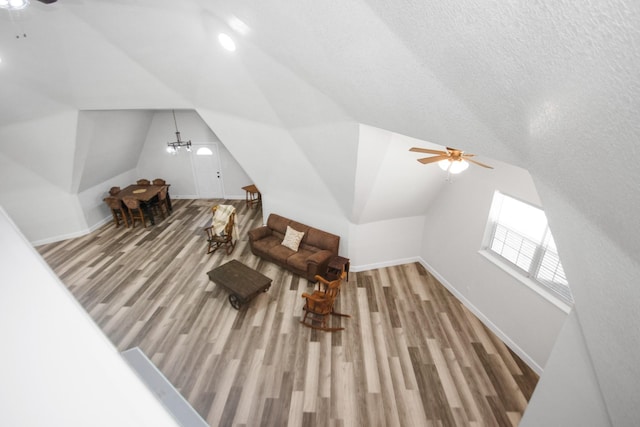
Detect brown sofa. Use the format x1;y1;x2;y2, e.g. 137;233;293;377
248;213;340;281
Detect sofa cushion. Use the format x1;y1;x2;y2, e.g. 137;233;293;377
269;244;296;261
251;235;281;255
287;248;316;272
281;225;305;251
288;220;310;240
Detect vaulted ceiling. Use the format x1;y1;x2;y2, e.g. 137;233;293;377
1;1;640;424
1;1;638;250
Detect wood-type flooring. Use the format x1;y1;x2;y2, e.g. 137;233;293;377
37;199;539;427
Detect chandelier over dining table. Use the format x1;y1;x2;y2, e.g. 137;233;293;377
166;110;192;154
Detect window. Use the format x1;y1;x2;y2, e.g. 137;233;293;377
484;191;573;305
196;147;213;156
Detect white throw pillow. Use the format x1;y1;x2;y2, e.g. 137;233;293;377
281;225;305;251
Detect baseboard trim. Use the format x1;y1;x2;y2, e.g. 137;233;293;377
417;258;543;375
31;216;111;247
350;256;422;273
170;195;199;199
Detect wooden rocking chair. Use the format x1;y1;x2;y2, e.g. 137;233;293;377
300;272;349;332
204;205;236;255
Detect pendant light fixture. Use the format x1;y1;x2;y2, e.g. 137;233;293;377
0;0;29;10
166;110;192;154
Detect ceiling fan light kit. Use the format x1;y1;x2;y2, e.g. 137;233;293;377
438;158;469;174
410;146;493;175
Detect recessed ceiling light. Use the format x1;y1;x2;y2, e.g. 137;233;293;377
0;0;29;10
218;33;236;52
228;17;250;35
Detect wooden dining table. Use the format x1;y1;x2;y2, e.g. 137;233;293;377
115;184;171;225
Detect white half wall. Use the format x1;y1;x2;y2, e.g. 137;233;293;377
525;178;640;426
520;309;611;427
0;207;180;427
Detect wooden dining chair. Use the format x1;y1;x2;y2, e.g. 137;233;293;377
103;196;129;228
151;186;170;220
108;186;121;196
152;178;166;186
122;197;147;228
136;179;151;186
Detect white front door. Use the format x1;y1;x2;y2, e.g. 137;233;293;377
191;143;224;199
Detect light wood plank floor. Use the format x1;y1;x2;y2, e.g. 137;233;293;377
37;199;538;427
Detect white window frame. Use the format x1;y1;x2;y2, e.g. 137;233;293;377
480;191;573;311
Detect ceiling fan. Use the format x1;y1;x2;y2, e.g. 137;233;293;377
409;146;493;174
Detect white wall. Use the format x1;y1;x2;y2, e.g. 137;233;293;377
198;110;350;252
418;160;568;372
348;216;424;269
0;111;89;243
137;110;251;199
76;110;154;192
0;208;180;427
217;141;252;199
353;125;447;223
0;152;88;244
78;169;139;231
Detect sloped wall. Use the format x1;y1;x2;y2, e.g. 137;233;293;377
0;207;180;427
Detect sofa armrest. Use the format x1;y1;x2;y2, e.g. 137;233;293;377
306;249;334;279
307;250;333;265
248;225;272;242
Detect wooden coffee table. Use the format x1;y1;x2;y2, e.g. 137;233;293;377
206;260;272;309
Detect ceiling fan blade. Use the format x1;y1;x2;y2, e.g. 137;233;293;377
466;158;494;169
410;147;447;155
417;155;448;165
